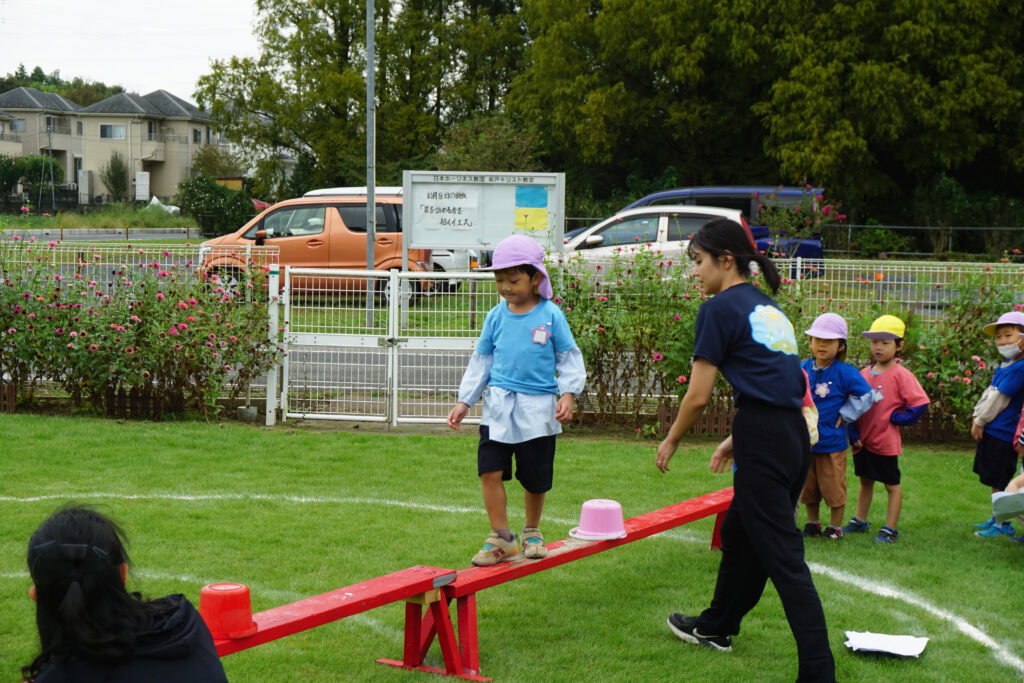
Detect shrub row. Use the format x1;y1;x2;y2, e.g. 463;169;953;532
0;238;281;416
552;246;1020;436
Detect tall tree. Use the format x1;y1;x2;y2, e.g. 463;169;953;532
195;0;369;189
753;0;1024;209
508;0;782;198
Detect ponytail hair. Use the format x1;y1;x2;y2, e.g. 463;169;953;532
688;218;782;293
23;505;173;679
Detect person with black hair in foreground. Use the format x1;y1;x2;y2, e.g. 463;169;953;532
22;505;227;683
655;219;836;682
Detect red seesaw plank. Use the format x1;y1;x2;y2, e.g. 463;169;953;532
445;487;733;597
215;565;457;657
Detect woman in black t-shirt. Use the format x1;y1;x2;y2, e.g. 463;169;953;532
655;219;836;683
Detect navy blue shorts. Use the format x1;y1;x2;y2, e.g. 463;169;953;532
852;448;901;486
477;425;555;494
973;432;1020;490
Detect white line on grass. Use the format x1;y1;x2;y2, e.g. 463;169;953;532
3;492;1020;675
807;562;1024;676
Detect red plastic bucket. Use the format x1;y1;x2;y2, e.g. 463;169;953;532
199;583;258;639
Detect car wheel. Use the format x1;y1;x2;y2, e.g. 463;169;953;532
211;267;243;298
432;264;459;293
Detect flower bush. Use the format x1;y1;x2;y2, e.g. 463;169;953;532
552;242;1016;436
0;239;281;417
756;186;845;258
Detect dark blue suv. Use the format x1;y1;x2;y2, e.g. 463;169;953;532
621;186;824;261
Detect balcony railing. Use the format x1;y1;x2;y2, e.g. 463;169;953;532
46;124;72;136
0;132;22;143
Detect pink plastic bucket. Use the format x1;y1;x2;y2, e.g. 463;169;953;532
199;583;258;639
569;499;627;540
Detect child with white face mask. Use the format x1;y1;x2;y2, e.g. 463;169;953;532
971;311;1024;538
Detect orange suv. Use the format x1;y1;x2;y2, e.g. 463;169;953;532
199;187;431;290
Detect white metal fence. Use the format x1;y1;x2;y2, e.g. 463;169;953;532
275;269;499;424
779;257;1024;338
270;257;1024;424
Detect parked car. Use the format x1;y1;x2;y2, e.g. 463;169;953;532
621;185;824;260
199;187;431;293
561;205;751;270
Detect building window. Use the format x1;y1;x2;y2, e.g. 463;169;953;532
76;121;83;136
100;124;126;139
193;128;201;144
11;118;26;132
148;121;157;140
206;125;211;144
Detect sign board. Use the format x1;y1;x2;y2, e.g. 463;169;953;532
402;171;565;253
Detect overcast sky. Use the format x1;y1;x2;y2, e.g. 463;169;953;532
0;0;261;104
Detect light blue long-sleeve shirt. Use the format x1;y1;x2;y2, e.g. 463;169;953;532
457;348;587;443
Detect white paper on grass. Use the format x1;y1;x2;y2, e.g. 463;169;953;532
844;631;929;658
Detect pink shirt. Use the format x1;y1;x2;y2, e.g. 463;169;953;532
856;364;930;456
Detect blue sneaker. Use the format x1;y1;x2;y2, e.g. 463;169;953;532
842;517;870;534
873;526;898;543
975;522;1014;538
971;517;997;529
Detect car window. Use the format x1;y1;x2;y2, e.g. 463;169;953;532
336;204;389;232
692;196;751;214
245;205;326;238
583;216;660;249
667;215;716;242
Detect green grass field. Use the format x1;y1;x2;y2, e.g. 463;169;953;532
1;415;1021;682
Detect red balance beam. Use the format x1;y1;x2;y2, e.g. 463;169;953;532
214;565;457;657
380;487;733;679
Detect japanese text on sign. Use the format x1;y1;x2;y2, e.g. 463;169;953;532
414;187;479;231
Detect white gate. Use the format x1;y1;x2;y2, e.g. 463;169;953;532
277;268;499;424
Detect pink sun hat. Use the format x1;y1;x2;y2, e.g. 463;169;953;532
804;313;847;340
478;234;553;299
982;311;1024;336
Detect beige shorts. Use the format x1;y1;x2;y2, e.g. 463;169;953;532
800;450;848;507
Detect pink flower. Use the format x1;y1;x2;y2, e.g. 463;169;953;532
652;351;664;362
205;341;214;348
126;346;136;354
187;315;196;322
47;240;56;247
677;375;688;383
89;344;98;351
927;372;935;379
208;333;216;340
67;343;74;348
1015;303;1024;312
971;355;981;362
69;331;77;338
963;377;972;385
673;314;681;321
978;360;987;369
177;323;189;331
6;328;15;334
178;301;188;309
157;293;165;302
167;327;180;337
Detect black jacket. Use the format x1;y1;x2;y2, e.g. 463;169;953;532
34;594;228;682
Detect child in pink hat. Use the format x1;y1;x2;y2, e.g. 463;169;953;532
970;311;1024;538
447;234;587;566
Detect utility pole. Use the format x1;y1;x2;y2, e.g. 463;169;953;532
47;126;55;211
365;0;377;324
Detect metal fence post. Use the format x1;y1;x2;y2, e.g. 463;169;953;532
265;263;280;426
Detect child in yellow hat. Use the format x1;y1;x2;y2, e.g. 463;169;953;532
843;315;930;543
